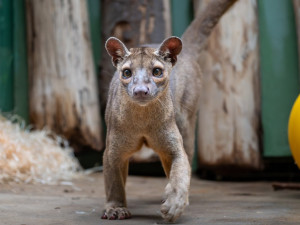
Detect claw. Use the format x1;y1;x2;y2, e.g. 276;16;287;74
109;215;117;220
125;211;131;219
102;207;132;220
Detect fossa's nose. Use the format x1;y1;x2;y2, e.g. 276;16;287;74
133;86;149;97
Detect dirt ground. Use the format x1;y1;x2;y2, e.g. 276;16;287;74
0;173;300;225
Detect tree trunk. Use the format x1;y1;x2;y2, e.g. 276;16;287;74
196;0;262;170
100;0;171;162
26;0;103;151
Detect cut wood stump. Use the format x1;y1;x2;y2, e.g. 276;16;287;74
26;0;103;151
196;0;262;170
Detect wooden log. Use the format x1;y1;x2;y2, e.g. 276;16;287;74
100;0;171;162
26;0;103;151
196;0;262;170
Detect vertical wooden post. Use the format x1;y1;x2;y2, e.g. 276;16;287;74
26;0;103;151
196;0;262;170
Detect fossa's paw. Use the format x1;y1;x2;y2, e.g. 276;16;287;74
101;207;131;220
161;183;189;222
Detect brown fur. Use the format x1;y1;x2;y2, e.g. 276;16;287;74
102;0;238;222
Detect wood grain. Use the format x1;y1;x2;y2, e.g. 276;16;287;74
26;0;103;151
196;0;262;169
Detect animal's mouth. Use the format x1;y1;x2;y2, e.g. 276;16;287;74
132;95;153;105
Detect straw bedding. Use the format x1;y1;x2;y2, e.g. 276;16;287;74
0;116;81;184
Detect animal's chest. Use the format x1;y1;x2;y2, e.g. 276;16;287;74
112;102;173;137
121;109;163;131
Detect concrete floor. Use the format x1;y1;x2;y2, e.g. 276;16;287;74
0;173;300;225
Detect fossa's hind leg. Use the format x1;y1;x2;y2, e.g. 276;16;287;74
176;114;197;165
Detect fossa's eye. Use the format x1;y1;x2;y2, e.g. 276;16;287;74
152;68;163;77
122;69;132;79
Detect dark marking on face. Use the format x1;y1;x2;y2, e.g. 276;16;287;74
140;47;145;68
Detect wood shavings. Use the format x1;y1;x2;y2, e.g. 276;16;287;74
0;116;81;184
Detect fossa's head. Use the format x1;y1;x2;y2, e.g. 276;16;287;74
105;37;182;105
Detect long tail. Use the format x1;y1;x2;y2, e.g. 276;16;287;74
181;0;238;57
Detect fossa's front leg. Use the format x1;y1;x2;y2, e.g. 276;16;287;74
102;137;131;220
154;127;191;222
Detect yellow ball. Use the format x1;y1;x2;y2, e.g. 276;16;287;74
288;94;300;169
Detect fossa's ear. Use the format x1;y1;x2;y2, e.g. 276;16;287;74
156;36;182;65
105;37;130;67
